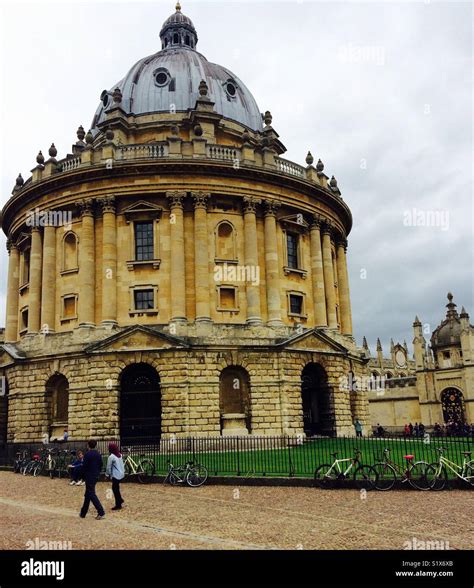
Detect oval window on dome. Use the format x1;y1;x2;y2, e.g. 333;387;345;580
154;69;171;88
100;90;110;108
225;80;237;97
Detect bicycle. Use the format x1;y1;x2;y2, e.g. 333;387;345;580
372;448;434;491
14;450;30;474
32;448;57;478
163;460;208;487
428;447;474;490
122;447;155;484
314;449;377;490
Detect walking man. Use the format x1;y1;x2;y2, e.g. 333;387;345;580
79;440;105;520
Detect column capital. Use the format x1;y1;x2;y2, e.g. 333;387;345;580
6;238;18;254
336;235;348;251
30;225;41;234
166;191;186;209
310;214;325;229
77;198;95;218
263;199;281;217
97;195;116;214
191;191;210;210
242;196;261;214
321;220;335;237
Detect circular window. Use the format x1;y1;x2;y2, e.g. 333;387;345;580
225;82;237;97
101;90;109;107
154;69;170;88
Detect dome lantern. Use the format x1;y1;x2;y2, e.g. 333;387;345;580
160;2;198;51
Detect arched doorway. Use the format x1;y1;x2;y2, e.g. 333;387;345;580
301;363;333;436
441;388;465;425
219;366;251;435
120;363;161;441
46;374;69;441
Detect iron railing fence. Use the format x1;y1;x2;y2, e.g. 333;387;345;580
1;434;472;479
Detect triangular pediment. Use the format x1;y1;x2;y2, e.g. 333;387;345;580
85;326;189;354
122;201;162;221
279;328;349;354
0;344;26;367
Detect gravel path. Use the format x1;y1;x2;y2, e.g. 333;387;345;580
0;472;472;550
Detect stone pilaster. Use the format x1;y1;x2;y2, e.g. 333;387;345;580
167;191;187;323
321;223;338;329
192;192;211;323
309;216;327;327
77;199;95;327
27;227;43;335
5;240;20;342
336;236;353;336
263;200;283;327
243;196;262;325
40;224;56;333
99;196;117;327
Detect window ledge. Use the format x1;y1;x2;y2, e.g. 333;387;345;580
60;268;79;276
129;310;159;317
61;316;77;323
19;283;30;294
214;259;239;265
217;307;240;314
127;259;161;270
284;267;308;278
288;313;308;319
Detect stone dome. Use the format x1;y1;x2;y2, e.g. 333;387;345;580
91;4;263;132
431;293;462;349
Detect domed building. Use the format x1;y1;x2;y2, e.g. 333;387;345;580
0;3;370;443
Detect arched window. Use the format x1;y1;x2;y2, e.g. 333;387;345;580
173;33;179;44
219;366;251;434
63;232;78;272
46;374;69;425
185;34;190;46
215;221;236;261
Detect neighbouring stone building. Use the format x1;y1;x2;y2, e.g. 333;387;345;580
367;293;474;431
0;3;371;443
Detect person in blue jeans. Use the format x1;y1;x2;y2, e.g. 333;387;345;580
68;450;84;485
79;440;105;520
106;443;125;511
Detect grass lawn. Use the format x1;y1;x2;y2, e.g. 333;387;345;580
135;436;473;479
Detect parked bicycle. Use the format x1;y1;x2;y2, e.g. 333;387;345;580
122;447;155;484
31;448;57;478
314;449;377;490
372;448;434;491
163;460;208;487
428;447;474;490
14;450;30;473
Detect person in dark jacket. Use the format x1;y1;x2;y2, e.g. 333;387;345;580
79;440;105;520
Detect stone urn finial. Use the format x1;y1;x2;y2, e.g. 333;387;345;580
316;159;324;172
306;151;314;166
263;110;272;126
85;129;94;146
193;123;203;137
13;173;24;191
330;175;338;189
36;150;45;165
112;87;122;104
76;125;86;142
49;143;57;158
105;128;115;142
199;79;209;97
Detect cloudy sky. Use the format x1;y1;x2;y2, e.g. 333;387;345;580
0;0;472;356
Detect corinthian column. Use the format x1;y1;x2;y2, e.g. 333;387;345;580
40;223;57;333
336;237;353;335
77;199;95;327
192;192;211;323
263;200;283;327
321;223;338;329
5;240;20;342
167;191;187;323
27;227;43;335
243;196;262;325
100;196;117;327
309;216;327;327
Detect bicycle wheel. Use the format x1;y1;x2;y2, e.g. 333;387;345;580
47;459;57;479
137;459;155;484
428;463;448;491
372;463;396;491
186;464;208;487
353;465;377;490
464;461;474;487
314;464;337;488
408;462;436;491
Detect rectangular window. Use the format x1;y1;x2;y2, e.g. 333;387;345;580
286;233;298;269
289;294;303;315
21;308;29;331
63;296;76;319
22;249;31;284
135;222;154;261
219;287;237;310
134;289;155;310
